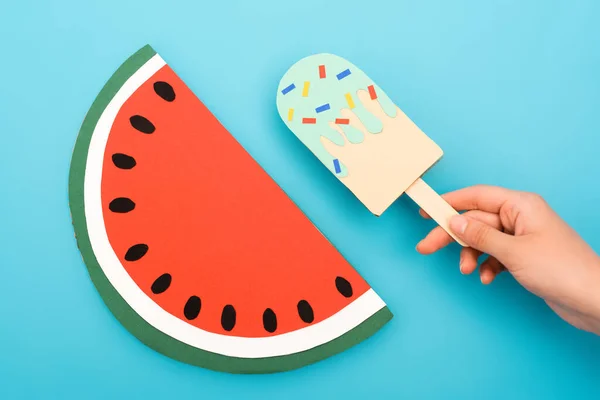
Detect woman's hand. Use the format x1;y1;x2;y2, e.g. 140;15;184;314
416;185;600;335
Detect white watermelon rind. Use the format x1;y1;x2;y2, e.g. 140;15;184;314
69;44;393;374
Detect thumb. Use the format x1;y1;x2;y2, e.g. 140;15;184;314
449;214;515;261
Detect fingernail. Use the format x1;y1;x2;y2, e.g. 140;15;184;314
459;257;465;274
415;243;424;255
481;273;491;285
450;215;468;234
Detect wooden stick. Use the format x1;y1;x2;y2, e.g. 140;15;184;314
405;178;467;247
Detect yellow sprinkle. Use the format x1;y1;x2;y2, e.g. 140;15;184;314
345;93;355;109
302;81;310;97
287;108;294;121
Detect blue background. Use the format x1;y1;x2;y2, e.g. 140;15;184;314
1;0;599;398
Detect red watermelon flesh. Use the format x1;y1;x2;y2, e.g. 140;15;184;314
103;64;371;337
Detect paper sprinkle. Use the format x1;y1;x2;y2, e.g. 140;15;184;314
315;103;331;113
287;108;294;121
302;118;316;124
368;85;378;100
302;81;310;97
345;93;355;109
281;84;296;95
319;65;326;79
335;118;350;125
337;69;351;80
333;159;341;174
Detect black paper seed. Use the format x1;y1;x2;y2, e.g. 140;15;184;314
262;308;277;333
221;305;236;331
112;153;136;169
151;273;171;294
109;197;135;213
297;300;314;323
129;115;155;134
335;277;353;298
153;81;176;102
124;244;148;261
184;296;201;320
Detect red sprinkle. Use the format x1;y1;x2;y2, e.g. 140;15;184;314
302;118;317;124
368;85;377;100
335;118;350;125
319;65;326;79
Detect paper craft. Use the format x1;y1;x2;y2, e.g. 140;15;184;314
68;45;392;374
277;54;466;245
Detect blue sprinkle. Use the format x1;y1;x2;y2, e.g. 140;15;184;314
315;103;331;113
281;83;296;95
336;69;351;80
333;159;341;174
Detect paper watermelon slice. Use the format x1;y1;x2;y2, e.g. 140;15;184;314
69;45;392;374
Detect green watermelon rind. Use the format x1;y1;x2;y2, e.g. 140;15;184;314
68;44;393;374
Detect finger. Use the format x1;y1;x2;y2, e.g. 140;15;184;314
479;256;505;284
449;214;516;260
419;208;430;219
416;210;502;254
460;246;481;275
440;185;520;214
